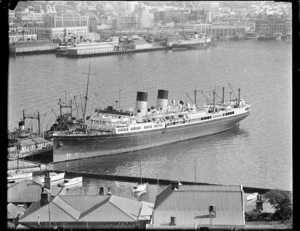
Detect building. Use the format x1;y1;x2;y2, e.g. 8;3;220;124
7;203;26;228
211;25;245;37
37;27;88;41
255;16;287;35
140;13;154;29
19;195;153;229
9;9;16;21
7;180;43;210
43;13;89;28
197;1;220;19
176;23;211;35
154;10;173;24
114;1;138;15
9;33;37;44
147;183;245;229
116;15;140;30
15;8;45;22
15;137;50;156
194;23;211;35
9;26;38;43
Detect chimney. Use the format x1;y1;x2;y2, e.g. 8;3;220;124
135;92;148;115
256;195;263;211
40;191;49;207
99;185;105;195
209;205;216;217
170;181;179;190
170;216;176;225
44;173;51;190
157;90;169;112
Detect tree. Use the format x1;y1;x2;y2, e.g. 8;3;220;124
265;189;292;222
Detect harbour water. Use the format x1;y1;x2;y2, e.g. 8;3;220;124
8;40;292;193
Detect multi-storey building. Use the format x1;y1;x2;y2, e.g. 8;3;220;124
37;27;88;40
9;10;16;21
175;23;211;35
27;12;44;21
43;13;89;28
9;27;38;44
15;10;44;22
114;1;137;16
255;17;287;35
211;25;245;37
140;13;154;28
154;10;173;24
116;15;140;30
197;1;220;19
194;23;211;35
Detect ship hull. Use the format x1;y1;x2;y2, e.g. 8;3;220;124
53;112;249;162
172;43;210;50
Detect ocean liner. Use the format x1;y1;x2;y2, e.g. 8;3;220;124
53;78;251;162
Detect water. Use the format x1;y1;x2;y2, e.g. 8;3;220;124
8;40;292;194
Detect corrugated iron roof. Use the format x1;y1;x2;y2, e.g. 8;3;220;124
52;196;81;220
154;185;173;210
8;180;42;203
109;195;142;220
61;195;109;214
32;137;48;143
19;195;147;224
155;184;244;211
7;203;25;219
158;191;243;211
139;201;154;220
180;185;243;192
19;137;48;146
20;201;78;223
79;195;142;222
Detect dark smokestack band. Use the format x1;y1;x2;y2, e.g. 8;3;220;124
136;92;148;102
157;90;168;100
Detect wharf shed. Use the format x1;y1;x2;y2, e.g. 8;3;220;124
18;195;152;229
148;183;245;229
18;137;50;154
7;180;43;209
67;44;114;56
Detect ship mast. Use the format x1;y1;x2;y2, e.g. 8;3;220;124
213;90;216;112
83;63;91;131
237;88;241;107
222;87;225;104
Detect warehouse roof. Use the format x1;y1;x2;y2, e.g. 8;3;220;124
19;195;150;224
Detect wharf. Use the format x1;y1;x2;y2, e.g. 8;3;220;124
46;168;279;194
66;46;170;58
9;40;59;56
8;159;46;173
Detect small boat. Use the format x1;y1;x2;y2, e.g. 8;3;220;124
40;172;65;183
58;177;82;188
247;192;258;201
7;172;32;181
133;183;148;194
